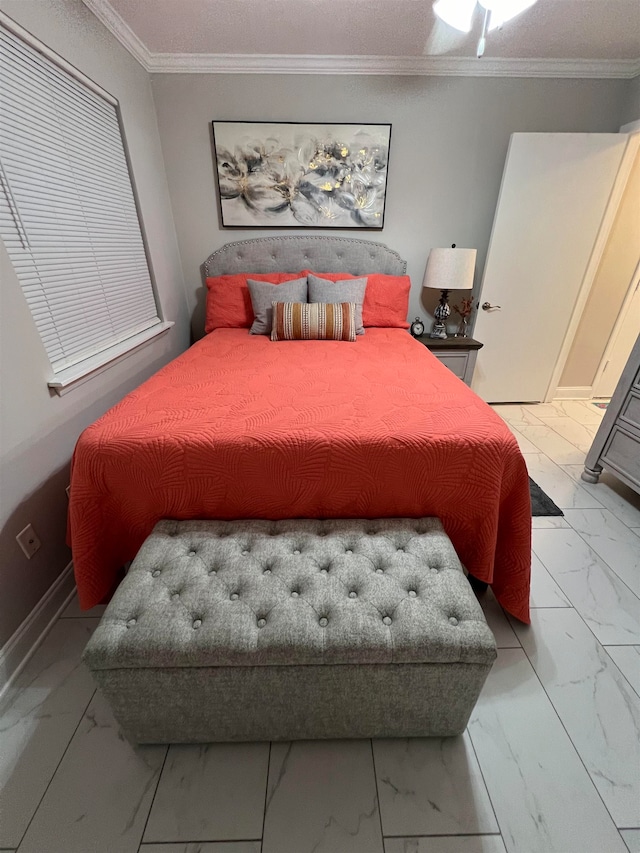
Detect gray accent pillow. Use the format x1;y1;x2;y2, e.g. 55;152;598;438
247;277;308;335
307;273;368;335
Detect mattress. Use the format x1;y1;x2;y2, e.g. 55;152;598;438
69;328;531;622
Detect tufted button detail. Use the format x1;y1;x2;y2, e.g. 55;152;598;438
293;549;301;555
345;548;353;554
189;550;197;556
95;518;493;683
397;546;405;552
241;549;249;556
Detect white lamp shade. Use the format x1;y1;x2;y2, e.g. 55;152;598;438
422;247;477;291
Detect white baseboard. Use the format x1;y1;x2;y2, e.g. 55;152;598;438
0;562;76;707
554;386;593;400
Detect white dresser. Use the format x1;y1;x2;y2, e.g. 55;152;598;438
582;335;640;494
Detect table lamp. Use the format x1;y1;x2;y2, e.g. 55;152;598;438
422;244;477;339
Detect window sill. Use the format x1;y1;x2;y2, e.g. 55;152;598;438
48;321;175;396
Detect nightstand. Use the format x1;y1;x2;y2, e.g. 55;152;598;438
415;336;483;386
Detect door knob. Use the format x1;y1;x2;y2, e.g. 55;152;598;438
482;302;502;310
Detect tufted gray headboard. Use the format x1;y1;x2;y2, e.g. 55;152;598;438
205;236;407;277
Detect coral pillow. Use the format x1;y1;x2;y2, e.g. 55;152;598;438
205;273;305;333
302;270;410;329
271;302;357;342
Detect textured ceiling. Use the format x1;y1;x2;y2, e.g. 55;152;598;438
105;0;640;61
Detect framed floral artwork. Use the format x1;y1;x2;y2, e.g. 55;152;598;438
212;121;391;229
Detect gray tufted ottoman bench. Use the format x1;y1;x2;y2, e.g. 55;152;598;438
83;518;496;743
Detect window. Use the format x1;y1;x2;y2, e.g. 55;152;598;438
0;16;171;393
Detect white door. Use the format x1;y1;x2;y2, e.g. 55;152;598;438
592;262;640;398
472;133;629;403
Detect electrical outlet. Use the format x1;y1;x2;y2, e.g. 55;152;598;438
16;524;41;559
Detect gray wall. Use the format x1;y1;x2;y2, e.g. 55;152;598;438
622;74;640;126
0;0;189;646
151;73;632;336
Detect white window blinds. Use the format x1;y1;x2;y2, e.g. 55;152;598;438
0;22;162;378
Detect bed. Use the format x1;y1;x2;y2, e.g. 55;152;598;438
68;236;531;623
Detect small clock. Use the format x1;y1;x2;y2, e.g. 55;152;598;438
410;317;425;338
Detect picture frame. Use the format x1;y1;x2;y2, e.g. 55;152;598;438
211;121;391;229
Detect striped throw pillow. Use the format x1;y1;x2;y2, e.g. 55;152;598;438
271;302;357;342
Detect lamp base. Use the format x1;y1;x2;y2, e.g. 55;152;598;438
430;289;451;339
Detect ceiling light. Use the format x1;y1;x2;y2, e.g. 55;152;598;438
433;0;477;33
433;0;539;56
479;0;539;31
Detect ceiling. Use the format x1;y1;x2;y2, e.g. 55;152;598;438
83;0;640;77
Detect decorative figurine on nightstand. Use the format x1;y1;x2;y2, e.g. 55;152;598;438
410;317;425;338
422;243;477;340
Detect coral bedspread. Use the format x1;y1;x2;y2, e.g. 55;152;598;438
69;328;531;622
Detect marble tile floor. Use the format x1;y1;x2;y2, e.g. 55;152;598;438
1;399;639;853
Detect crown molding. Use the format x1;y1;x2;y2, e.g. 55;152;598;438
82;0;640;79
147;53;640;78
82;0;152;70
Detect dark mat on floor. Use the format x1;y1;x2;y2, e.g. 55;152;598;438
529;477;564;517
